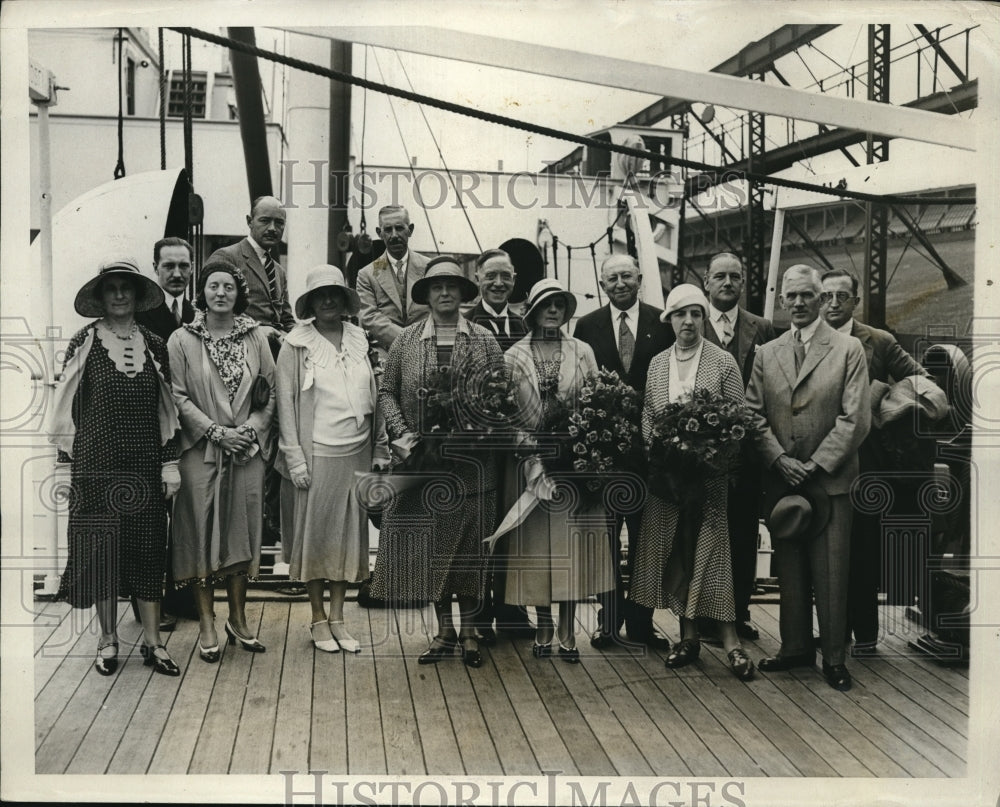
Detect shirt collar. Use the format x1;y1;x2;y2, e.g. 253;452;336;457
420;315;471;341
164;291;185;306
610;298;640;323
481;300;510;318
835;318;855;335
388;251;409;269
709;302;738;324
247;236;267;263
792;316;822;345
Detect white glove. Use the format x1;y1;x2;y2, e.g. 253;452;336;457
162;463;181;499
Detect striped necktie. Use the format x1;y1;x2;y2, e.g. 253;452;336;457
719;311;734;347
263;253;278;301
793;329;805;374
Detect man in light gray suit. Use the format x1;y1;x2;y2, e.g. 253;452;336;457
356;205;431;354
745;264;870;691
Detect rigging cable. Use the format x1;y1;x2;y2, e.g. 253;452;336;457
170;27;974;210
370;47;440;254
158;28;166;170
113;28;126;179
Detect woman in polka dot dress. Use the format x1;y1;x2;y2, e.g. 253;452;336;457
48;259;183;677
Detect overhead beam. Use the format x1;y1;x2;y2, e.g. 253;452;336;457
915;24;968;84
281;26;973;151
686;79;978;197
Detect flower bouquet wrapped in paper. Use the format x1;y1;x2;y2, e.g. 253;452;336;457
646;387;757;507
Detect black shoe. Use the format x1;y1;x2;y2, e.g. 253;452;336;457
418;635;458;664
664;638;701;668
198;643;221;663
758;653;816;672
141;644;180;677
589;628;618;649
94;640;119;676
851;641;877;657
641;629;672;652
727;647;756;681
532;641;552;658
822;662;852;691
275;583;307;596
558;643;580;664
225;621;266;653
159;612;178;632
734;621;760;641
476;627;498;647
462;638;484;668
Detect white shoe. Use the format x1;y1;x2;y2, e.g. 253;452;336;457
329;620;361;653
310;620;340;653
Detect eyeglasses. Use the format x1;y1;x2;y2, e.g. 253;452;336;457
820;291;856;304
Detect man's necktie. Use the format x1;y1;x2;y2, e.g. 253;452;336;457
491;315;507;337
171;297;181;325
793;329;805;374
263;253;278;301
619;311;634;374
719;311;734;347
396;259;406;288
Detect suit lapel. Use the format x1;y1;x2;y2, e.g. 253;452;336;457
598;306;626;376
736;308;757;372
852;322;874;375
241;239;269;290
776;334;798;389
795;327;832;388
375;254;404;313
633;305;660;364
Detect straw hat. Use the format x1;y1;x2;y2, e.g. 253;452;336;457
294;264;361;318
523;278;577;326
73;257;164;318
763;477;831;541
410;256;478;304
660;283;709;321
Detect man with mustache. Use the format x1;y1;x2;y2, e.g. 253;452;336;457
356;205;431;356
746;264;870;691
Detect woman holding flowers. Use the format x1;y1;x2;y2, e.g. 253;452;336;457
369;257;505;668
504;279;616;663
630;284;756;680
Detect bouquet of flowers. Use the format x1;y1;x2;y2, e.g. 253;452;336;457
646;387;757;505
538;368;643;497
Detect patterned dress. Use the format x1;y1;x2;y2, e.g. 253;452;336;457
369;318;504;603
56;324;177;607
630;340;744;621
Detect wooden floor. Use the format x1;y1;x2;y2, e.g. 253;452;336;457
33;597;968;777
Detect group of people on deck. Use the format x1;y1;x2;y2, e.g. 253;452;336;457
51;200;944;694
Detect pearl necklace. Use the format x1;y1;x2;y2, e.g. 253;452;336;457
674;346;699;362
103;320;137;341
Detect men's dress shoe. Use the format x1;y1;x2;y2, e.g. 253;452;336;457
822;662;852;691
159;613;178;632
757;653;816;672
589;628;618;650
664;638;701;669
735;621;760;641
851;641;877;657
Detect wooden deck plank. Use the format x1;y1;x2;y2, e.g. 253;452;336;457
33;600;71;655
369;606;425;776
510;637;615;776
857;648;968;716
465;637;538;775
878;610;969;692
489;624;578;775
437;651;504;775
397;608;464;775
344;607;387;774
186;601;263;773
270;603;314;775
34;604;91;701
108;623;197;774
308;608;347;775
755;605;964;777
230;601;288;773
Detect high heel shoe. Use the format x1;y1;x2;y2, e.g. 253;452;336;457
418;634;458;664
461;637;483;668
198;643;221;663
94;640;119;676
328;620;360;654
558;642;580;664
140;644;180;676
310;620;340;653
225;620;265;653
531;641;552;658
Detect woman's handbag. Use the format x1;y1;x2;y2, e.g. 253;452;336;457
249;373;271;412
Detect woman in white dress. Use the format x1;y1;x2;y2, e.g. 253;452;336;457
276;265;389;653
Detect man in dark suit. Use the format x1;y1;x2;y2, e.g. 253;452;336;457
135;237;198;626
464;248;528;351
356;205;431;356
464;248;533;641
208;196;294;555
208;195;295;338
701;253;776;641
821;268;929;653
573;254;673;650
746;264;870;691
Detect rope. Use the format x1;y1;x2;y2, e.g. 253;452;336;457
182;32;194;187
393;49;482;253
113;28;126;179
158;28;166;170
551;236;559;280
590;243;603;306
566;246;572;294
370;47;440;253
359;47;368;235
171;27;975;210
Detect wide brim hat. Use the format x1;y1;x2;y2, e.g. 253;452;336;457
410;256;478;305
660;283;709;321
523;278;577;326
294;264;361;319
763;477;831;542
74;257;164;318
